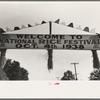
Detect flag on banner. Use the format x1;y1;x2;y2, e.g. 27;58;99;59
54;19;60;24
76;25;82;30
61;22;66;25
90;28;95;33
14;27;20;30
21;25;27;29
83;27;89;32
28;24;32;27
0;28;5;33
68;23;73;28
41;21;46;24
6;27;13;32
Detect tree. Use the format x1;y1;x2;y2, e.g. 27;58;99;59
0;28;7;69
0;49;7;69
89;69;100;80
3;59;29;80
61;70;75;80
0;67;8;80
0;28;8;80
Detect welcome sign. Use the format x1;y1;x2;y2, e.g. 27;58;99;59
0;34;100;50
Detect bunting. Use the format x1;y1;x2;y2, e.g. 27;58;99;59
41;21;46;24
61;22;66;25
83;27;89;32
90;28;95;33
21;25;27;29
6;27;13;32
34;23;39;26
68;23;73;28
28;24;32;27
76;25;82;30
14;27;20;31
54;19;60;24
0;28;5;33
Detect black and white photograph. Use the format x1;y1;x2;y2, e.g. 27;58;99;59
1;1;100;98
0;1;100;81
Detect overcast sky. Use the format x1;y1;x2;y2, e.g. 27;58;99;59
1;1;100;80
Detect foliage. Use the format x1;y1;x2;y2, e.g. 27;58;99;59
4;59;29;80
61;70;75;80
89;69;100;80
0;67;8;80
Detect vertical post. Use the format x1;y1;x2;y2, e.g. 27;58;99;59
47;21;53;71
71;63;79;80
49;21;52;35
0;29;7;69
0;49;6;68
92;50;100;69
0;28;8;80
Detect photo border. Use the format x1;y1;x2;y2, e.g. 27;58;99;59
0;0;100;99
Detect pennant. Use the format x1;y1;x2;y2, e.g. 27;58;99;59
0;28;5;33
76;25;82;30
68;23;73;28
61;22;66;25
21;25;27;29
34;23;39;26
54;19;60;24
6;27;13;32
83;27;89;32
90;28;95;33
14;27;20;31
41;21;46;24
28;24;32;27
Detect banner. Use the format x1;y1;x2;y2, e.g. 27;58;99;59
0;34;100;50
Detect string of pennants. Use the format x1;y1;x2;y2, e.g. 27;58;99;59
0;19;96;33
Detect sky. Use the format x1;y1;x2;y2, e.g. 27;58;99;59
0;1;100;80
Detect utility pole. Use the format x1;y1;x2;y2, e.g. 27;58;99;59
71;63;79;80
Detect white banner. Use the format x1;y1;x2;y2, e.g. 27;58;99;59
0;34;100;50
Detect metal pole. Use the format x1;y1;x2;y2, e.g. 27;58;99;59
71;63;79;80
